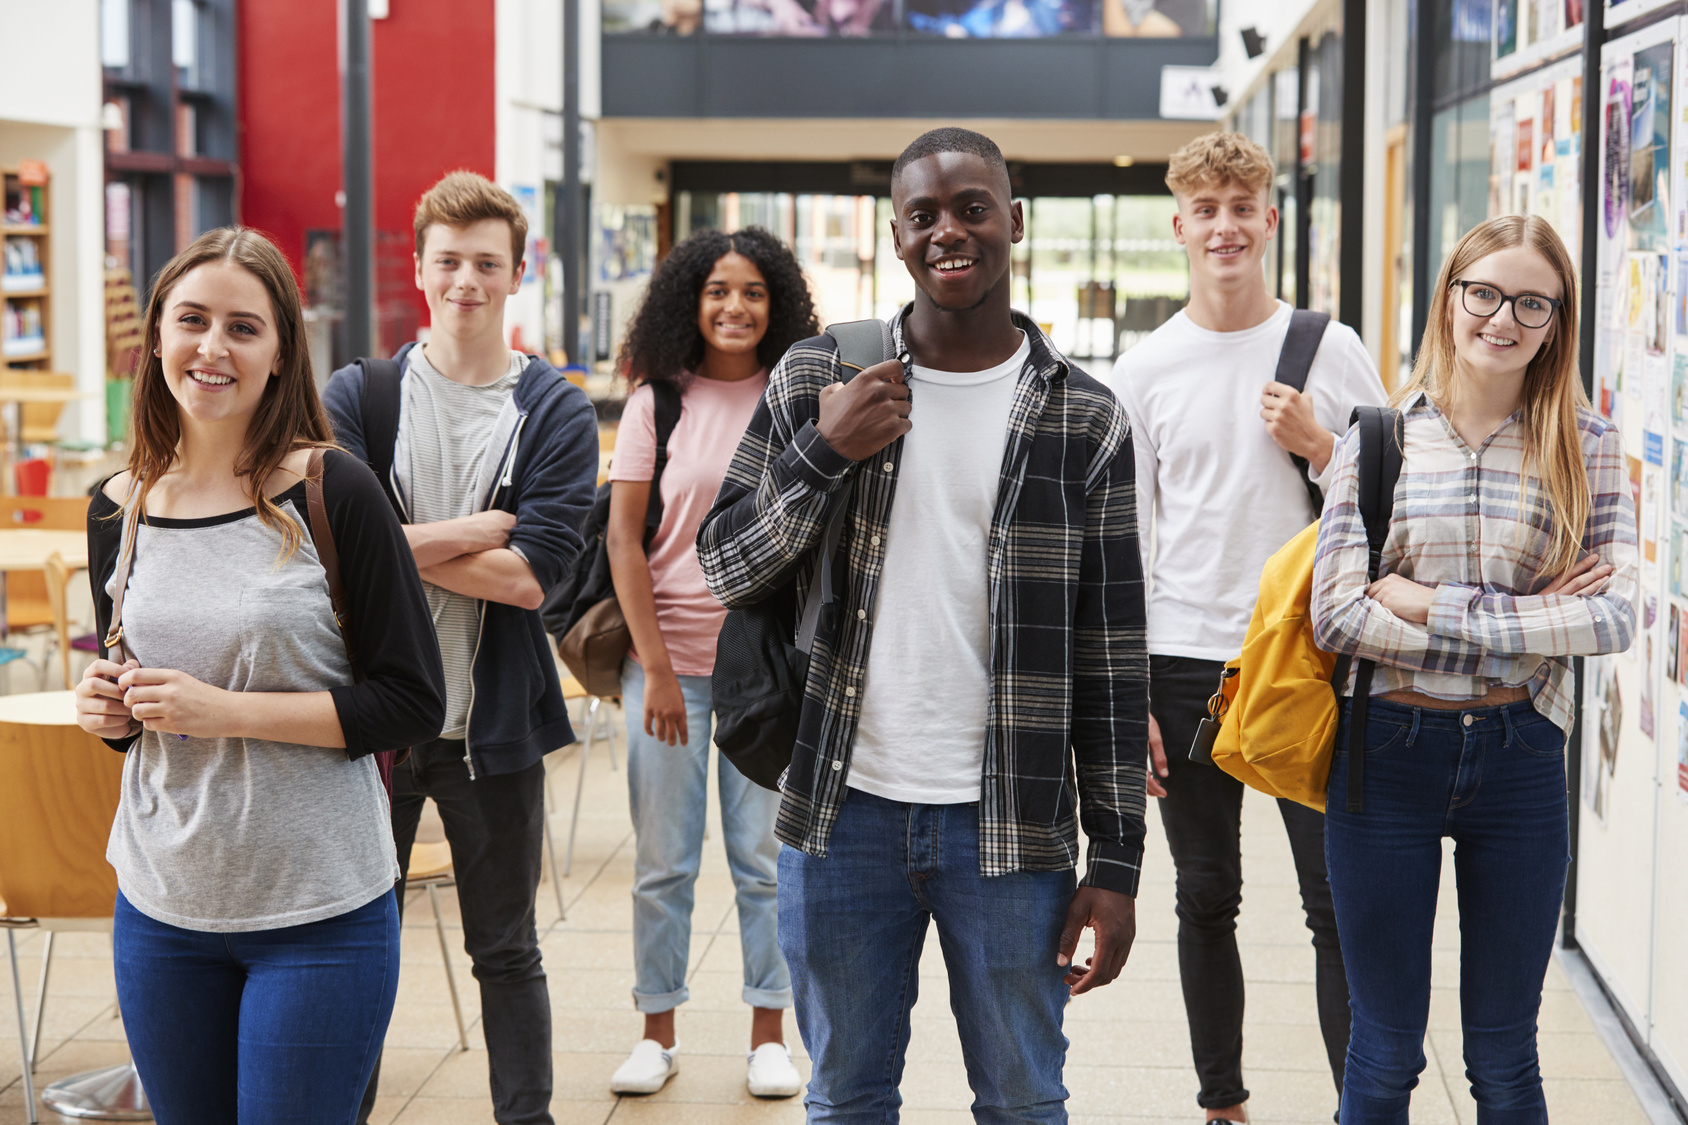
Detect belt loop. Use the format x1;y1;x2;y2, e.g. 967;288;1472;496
1406;708;1421;748
1500;704;1516;746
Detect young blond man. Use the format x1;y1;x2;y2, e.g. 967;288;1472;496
1107;133;1385;1125
326;171;600;1125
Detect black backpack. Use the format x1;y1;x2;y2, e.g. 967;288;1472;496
712;319;894;791
539;381;682;673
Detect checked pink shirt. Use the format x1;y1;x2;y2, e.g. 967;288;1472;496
1312;392;1638;731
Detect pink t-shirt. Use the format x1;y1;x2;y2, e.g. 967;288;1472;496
608;371;767;676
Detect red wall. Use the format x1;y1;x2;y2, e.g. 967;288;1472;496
237;0;498;334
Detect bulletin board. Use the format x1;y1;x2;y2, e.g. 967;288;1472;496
1583;13;1688;1099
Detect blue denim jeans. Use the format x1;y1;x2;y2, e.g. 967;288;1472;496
1326;698;1570;1125
622;658;791;1013
113;888;399;1125
778;788;1076;1124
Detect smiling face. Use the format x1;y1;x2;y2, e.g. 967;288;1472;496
154;260;282;430
1172;178;1277;290
891;151;1023;313
1447;245;1561;387
696;251;770;364
415;218;523;342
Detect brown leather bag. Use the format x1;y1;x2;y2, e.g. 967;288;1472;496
559;597;633;697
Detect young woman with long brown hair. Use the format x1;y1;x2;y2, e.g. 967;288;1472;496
1311;214;1637;1124
72;227;445;1124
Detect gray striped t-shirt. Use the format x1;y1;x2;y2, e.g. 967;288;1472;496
404;347;524;738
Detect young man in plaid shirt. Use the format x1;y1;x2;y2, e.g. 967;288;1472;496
698;127;1149;1122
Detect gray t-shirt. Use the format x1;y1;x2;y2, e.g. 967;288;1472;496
105;503;399;933
403;347;524;738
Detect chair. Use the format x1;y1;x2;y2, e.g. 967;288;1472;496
0;370;76;448
43;552;96;689
2;497;92;689
405;840;470;1054
0;690;150;1123
558;673;620;878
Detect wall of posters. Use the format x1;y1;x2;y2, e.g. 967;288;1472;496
1490;56;1585;264
1495;0;1583;81
1581;16;1688;1101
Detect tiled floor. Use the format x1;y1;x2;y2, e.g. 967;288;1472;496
0;703;1659;1124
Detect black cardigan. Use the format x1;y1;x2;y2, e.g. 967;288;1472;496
88;448;447;758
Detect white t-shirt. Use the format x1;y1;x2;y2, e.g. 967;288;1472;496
1108;302;1386;661
848;332;1030;805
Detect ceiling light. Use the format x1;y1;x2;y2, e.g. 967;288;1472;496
1114;156;1135;167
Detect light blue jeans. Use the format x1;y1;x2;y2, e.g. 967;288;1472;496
622;658;792;1014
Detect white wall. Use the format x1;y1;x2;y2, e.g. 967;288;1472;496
0;0;108;444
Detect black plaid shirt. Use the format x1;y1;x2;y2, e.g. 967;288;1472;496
697;309;1149;896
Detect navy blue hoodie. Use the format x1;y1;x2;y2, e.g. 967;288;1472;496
324;343;599;778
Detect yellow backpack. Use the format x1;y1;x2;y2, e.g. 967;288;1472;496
1207;406;1403;814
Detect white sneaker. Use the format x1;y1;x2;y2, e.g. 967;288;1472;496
610;1039;679;1094
746;1041;802;1098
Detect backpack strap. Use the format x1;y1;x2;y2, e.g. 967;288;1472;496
828;318;898;374
796;320;898;651
357;358;403;509
102;489;141;665
1340;404;1405;814
644;381;683;544
304;447;360;676
1275;309;1332;519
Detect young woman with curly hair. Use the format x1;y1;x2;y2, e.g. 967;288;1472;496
604;227;818;1099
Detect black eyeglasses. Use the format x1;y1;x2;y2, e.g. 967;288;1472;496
1452;280;1562;329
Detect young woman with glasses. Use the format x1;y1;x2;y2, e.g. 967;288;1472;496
73;227;446;1124
1311;214;1637;1124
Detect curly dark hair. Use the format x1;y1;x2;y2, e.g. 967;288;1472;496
618;226;820;389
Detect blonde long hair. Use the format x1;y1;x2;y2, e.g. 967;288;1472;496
1395;214;1590;578
128;227;335;559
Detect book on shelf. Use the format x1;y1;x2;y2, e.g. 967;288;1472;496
2;238;44;290
3;183;45;227
3;302;45;352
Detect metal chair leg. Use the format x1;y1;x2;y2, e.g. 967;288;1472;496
426;884;469;1053
8;930;39;1124
541;796;567;921
603;699;619;771
30;930;52;1071
564;701;598;877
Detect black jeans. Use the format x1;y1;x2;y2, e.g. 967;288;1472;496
1151;655;1350;1113
357;738;553;1125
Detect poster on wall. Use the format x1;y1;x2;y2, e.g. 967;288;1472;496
1678;700;1688;801
1498;0;1584;79
1609;0;1679;34
1492;58;1586;259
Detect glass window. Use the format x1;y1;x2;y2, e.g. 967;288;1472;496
101;0;131;69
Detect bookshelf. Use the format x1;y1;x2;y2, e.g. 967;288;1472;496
2;165;50;370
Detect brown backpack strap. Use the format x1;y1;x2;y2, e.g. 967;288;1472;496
305;448;359;670
102;487;141;664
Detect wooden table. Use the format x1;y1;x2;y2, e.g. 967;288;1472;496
0;529;86;572
0;688;75;724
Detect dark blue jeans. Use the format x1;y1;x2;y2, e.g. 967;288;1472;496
113;888;399;1125
778;788;1076;1124
1326;699;1570;1125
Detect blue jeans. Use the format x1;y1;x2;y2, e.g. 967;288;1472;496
1326;699;1570;1125
114;888;399;1125
778;788;1076;1124
622;658;791;1013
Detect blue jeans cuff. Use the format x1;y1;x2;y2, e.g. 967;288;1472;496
743;985;792;1010
632;985;689;1014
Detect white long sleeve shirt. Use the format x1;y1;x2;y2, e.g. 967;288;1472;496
1108;301;1387;661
